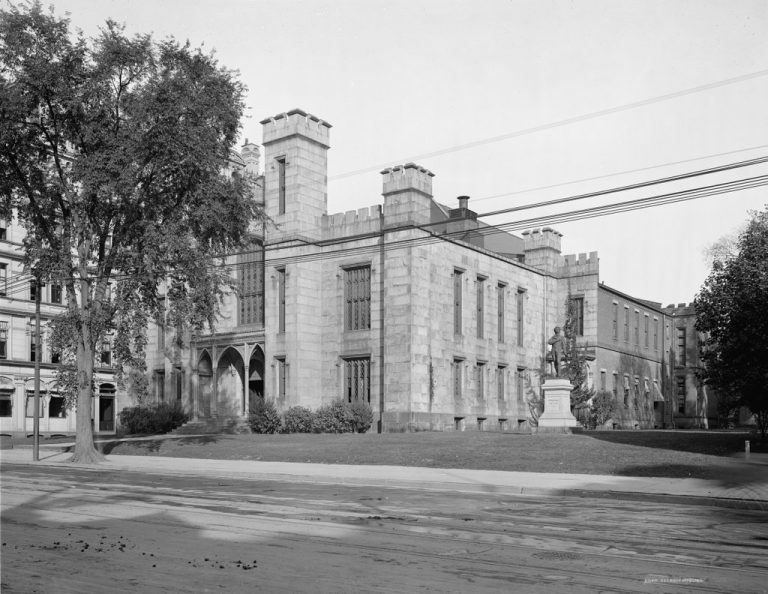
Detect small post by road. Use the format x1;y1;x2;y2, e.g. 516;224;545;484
33;273;41;462
745;440;751;460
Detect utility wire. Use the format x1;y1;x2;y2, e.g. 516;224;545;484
4;171;763;289
469;143;768;205
329;69;768;180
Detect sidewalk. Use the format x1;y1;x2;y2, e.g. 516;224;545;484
2;441;767;510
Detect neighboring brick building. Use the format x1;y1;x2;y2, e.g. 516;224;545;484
154;108;725;432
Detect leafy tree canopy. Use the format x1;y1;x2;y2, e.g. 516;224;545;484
695;206;768;439
0;2;262;461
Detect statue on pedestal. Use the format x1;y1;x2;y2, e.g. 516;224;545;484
547;326;566;377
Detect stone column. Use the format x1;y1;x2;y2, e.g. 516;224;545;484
243;343;250;416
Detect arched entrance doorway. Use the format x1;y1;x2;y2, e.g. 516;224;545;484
248;345;265;412
198;351;213;418
216;347;244;417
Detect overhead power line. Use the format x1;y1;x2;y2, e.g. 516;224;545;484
3;160;766;289
329;69;768;181
470;143;768;205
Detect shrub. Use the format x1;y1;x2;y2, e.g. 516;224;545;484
587;391;615;429
118;401;189;435
349;401;374;433
282;406;315;433
248;398;282;434
312;399;355;433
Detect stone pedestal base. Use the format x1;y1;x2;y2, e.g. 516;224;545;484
538;378;579;428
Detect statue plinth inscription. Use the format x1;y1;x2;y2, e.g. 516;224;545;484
538;377;579;428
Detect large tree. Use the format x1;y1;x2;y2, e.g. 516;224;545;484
695;206;768;439
0;3;261;461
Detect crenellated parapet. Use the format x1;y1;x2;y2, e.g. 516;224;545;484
322;205;383;239
381;163;435;228
381;163;434;198
260;108;331;148
663;302;696;316
559;251;599;277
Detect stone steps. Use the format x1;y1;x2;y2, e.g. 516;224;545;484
172;417;251;435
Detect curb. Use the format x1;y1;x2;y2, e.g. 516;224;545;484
3;454;767;512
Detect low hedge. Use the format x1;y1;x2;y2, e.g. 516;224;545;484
248;399;374;434
118;402;189;435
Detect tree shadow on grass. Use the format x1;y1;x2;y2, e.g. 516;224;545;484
616;461;768;488
88;435;222;455
577;429;766;456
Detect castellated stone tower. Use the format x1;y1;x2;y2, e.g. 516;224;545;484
522;227;562;274
240;140;261;176
260;109;331;242
381;163;435;228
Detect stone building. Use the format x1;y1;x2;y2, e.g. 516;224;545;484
661;302;715;428
163;108;716;432
0;219;121;436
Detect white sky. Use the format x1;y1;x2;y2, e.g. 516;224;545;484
49;0;768;305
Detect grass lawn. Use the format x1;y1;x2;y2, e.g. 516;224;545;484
66;429;768;480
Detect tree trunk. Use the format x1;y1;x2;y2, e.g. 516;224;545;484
69;334;105;463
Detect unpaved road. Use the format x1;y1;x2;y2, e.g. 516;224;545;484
1;462;767;593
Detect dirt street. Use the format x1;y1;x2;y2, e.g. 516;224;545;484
1;462;766;593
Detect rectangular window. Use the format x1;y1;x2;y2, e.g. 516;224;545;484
497;283;505;343
653;318;659;350
48;396;67;418
277;268;286;333
612;302;618;341
50;283;62;304
624;307;629;342
516;288;525;346
25;394;44;418
345;266;371;331
644;315;649;348
276;357;287;400
0;263;6;297
516;367;525;414
676;327;686;366
30;331;38;362
600;370;606;392
571;296;584;336
277;157;286;215
496;366;505;400
676;377;686;413
29;280;37;302
476;277;485;339
623;375;630;406
452;359;463;399
612;372;618;398
476;362;485;399
0;321;7;360
0;227;6;241
100;338;111;366
239;246;265;326
343;357;370;403
634;311;640;345
0;393;11;417
453;269;463;335
155;371;165;401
